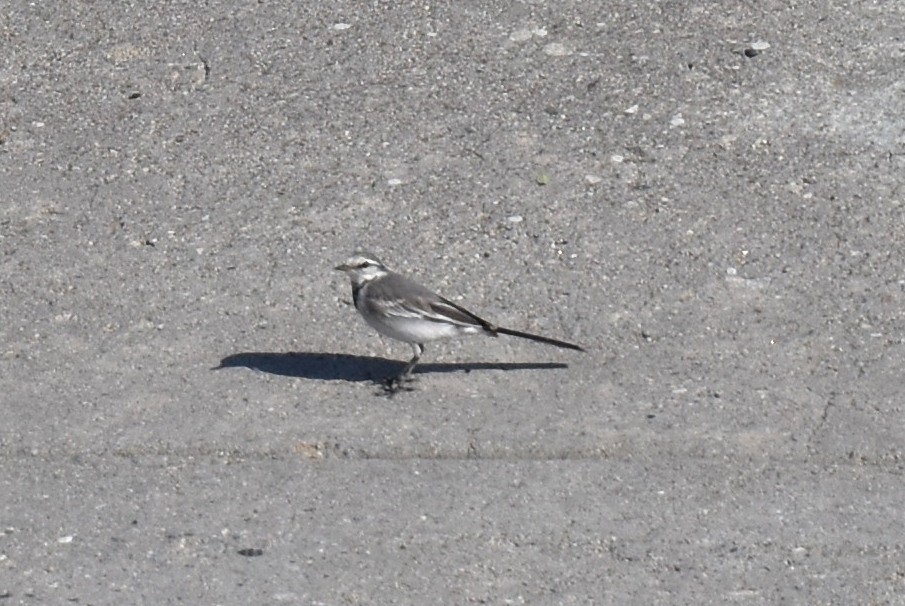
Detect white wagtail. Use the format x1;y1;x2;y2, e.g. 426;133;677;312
335;252;584;390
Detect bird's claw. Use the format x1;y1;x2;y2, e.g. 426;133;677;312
381;374;416;395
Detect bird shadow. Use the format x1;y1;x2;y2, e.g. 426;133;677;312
214;351;569;383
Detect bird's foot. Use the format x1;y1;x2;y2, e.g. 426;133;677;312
381;373;416;395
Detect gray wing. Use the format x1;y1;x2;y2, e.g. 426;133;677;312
364;272;495;330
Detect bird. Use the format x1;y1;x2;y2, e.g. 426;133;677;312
334;251;584;391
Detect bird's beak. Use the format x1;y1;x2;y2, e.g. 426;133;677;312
334;263;350;271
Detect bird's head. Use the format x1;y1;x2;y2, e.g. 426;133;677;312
334;251;389;285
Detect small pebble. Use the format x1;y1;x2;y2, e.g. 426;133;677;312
238;548;264;557
544;42;573;57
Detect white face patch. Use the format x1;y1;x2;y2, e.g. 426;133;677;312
346;263;386;284
337;254;388;285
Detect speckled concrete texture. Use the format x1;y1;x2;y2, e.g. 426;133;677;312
2;1;904;603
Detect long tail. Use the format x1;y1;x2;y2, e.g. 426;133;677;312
436;295;585;352
496;326;585;352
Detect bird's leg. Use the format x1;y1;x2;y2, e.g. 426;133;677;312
385;343;423;393
400;343;424;381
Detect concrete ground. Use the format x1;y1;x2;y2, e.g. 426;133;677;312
2;1;904;603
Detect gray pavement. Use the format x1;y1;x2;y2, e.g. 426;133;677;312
2;1;904;604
